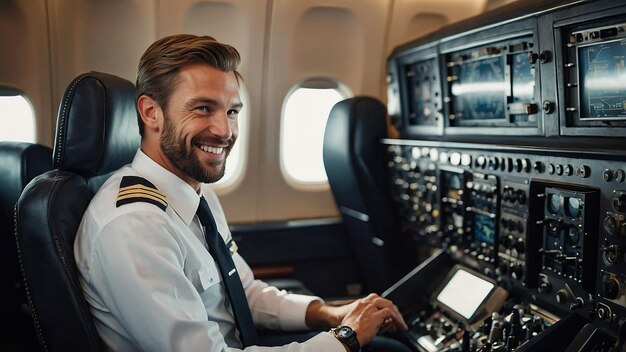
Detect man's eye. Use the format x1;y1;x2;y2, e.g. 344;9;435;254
227;109;239;118
196;106;211;112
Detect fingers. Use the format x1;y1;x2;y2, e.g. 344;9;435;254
359;295;408;331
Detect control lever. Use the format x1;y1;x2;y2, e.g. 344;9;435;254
462;329;471;352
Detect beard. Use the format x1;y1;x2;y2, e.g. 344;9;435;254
160;113;234;184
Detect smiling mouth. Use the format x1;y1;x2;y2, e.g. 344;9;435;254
197;144;224;155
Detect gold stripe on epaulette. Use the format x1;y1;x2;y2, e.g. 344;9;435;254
228;240;238;255
118;189;167;204
119;184;167;202
117;192;168;208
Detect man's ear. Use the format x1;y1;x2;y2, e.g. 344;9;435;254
137;95;162;133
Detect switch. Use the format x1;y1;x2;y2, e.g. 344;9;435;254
614;193;626;213
603;277;621;300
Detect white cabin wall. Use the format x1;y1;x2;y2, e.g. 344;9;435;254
0;0;492;224
260;0;392;221
386;0;489;54
157;0;269;223
47;0;157;115
0;0;53;146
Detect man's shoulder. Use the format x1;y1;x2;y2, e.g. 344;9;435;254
116;175;168;212
89;167;169;222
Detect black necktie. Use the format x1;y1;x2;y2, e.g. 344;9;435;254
196;197;258;347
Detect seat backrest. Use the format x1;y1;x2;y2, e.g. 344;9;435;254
15;72;139;351
0;141;52;351
323;97;417;293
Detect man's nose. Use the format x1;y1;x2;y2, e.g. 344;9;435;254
208;112;232;140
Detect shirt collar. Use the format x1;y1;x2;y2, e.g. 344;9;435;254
131;149;200;226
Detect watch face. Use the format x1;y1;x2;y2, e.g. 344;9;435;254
337;326;354;339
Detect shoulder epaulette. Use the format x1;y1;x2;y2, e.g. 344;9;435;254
116;176;167;211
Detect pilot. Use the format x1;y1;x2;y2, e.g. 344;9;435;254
74;34;410;352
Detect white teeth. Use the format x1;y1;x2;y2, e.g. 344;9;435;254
199;145;224;154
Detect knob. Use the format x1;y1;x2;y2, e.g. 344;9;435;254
543;100;555;114
603;169;613;182
487;157;496;170
570;297;584;310
523;159;531;173
555;164;564;175
513;239;525;254
528;52;539;64
510;264;524;280
614;194;626;213
566;226;580;246
604;277;621;300
504;187;515;202
539;50;552;64
515;190;527;204
579;165;591;178
556;289;569;304
548;219;565;235
515;159;523;172
477;155;486;168
533;161;544;173
603;244;620;264
539;280;552;293
603;214;618;236
597;306;609;320
615;169;625;182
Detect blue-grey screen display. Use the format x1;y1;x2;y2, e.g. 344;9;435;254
451;56;506;120
474;213;495;245
512;53;535;104
579;39;626;118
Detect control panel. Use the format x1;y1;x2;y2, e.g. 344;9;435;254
386;141;626;350
384;1;626;351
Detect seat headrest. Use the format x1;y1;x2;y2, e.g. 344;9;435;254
53;71;140;176
0;141;52;224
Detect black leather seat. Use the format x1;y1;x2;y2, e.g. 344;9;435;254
323;97;417;294
0;141;52;351
15;72;139;351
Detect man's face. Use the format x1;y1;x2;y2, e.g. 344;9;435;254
159;63;241;184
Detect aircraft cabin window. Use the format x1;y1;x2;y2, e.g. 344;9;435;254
280;78;352;189
208;81;250;194
0;87;35;143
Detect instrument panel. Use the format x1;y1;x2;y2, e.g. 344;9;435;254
384;1;626;350
446;36;538;127
385;140;626;351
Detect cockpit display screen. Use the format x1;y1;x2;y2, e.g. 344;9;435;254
473;213;495;245
578;39;626;119
511;52;535;104
436;268;495;320
450;56;506;120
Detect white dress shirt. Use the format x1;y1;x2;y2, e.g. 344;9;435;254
74;150;344;351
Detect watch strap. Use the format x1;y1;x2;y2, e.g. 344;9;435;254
331;325;360;352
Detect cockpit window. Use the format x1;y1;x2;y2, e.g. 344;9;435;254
280;78;352;189
0;90;35;142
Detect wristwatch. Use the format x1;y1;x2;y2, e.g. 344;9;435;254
331;325;360;352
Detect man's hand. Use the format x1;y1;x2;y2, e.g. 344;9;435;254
305;294;408;347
